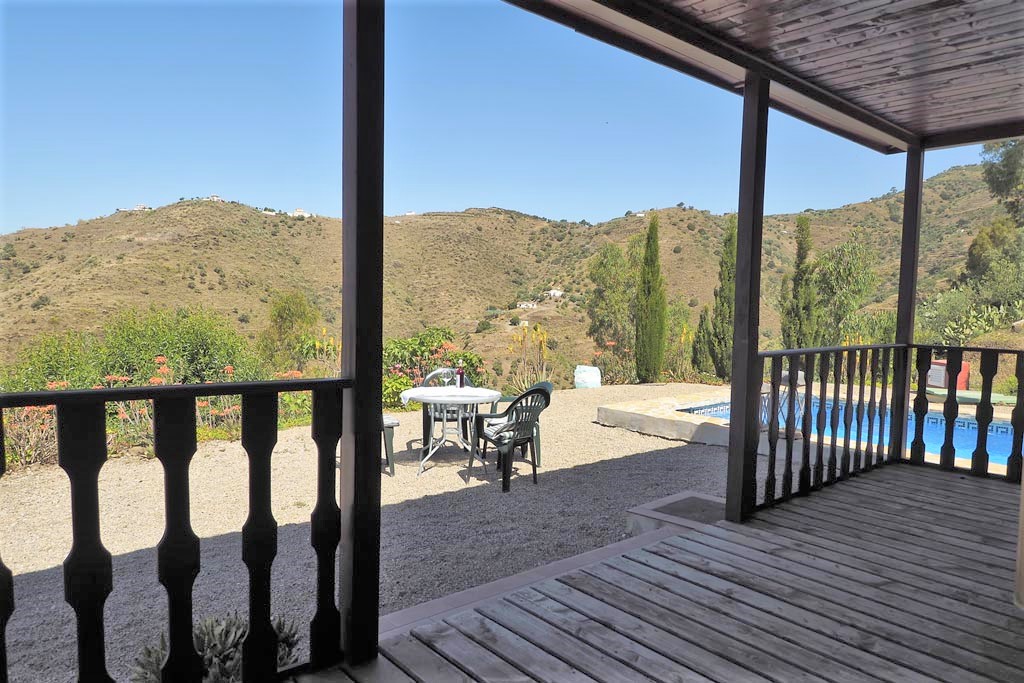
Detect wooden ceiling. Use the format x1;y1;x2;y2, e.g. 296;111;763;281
510;0;1024;152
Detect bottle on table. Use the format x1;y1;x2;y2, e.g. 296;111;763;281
456;360;465;388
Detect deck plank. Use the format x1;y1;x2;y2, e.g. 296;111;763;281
787;496;1019;563
581;561;876;683
380;633;476;683
413;620;533;682
359;466;1023;683
758;506;1016;587
445;609;597;683
476;598;655;683
535;578;775;683
723;519;1024;632
814;485;1020;545
344;654;417;683
780;499;1019;575
603;555;934;683
558;571;824;683
659;527;1024;651
504;589;713;683
647;539;1023;679
628;547;993;683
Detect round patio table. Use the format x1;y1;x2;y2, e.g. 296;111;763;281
400;386;501;474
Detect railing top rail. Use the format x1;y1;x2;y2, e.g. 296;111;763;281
0;377;353;409
911;343;1024;356
759;343;905;358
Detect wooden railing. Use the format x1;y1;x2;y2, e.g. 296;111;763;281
747;342;1024;513
0;377;354;682
909;344;1024;481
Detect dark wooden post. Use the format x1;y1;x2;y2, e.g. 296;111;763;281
726;70;769;522
339;0;384;665
888;144;923;462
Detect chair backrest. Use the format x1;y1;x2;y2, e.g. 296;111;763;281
502;386;551;443
423;368;456;387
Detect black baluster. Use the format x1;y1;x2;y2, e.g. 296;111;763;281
765;356;782;504
0;412;12;683
782;356;798;499
799;352;813;495
241;393;279;682
878;346;891;465
854;349;868;473
864;349;878;471
1008;353;1024;483
940;348;963;470
829;350;842;484
972;351;998;476
57;400;114;682
911;347;931;464
841;350;856;479
309;387;343;667
814;353;829;488
154;398;203;682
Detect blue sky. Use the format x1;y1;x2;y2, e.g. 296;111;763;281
1;0;983;233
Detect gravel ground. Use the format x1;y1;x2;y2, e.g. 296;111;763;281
0;382;734;682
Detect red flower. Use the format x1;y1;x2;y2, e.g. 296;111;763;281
154;355;168;365
223;365;235;375
148;376;165;385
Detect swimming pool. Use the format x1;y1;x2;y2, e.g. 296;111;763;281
682;397;1017;465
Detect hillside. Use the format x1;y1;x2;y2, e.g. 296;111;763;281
0;164;1007;375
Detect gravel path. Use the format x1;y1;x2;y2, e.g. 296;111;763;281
0;382;733;682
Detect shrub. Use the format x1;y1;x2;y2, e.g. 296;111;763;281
383;371;414;410
503;324;551;394
30;295;51;310
510;315;521;326
131;614;299;683
100;307;263;384
672;245;682;254
475;319;493;333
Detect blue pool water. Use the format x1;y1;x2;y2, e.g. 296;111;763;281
684;397;1017;465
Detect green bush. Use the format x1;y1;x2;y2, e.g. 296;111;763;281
475;319;493;333
131;614;299;683
1;331;99;391
383;372;414;410
100;307;264;384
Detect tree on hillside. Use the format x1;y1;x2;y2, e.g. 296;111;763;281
635;215;667;382
710;217;737;378
691;216;736;379
692;306;715;376
585;243;634;348
260;290;321;370
813;237;876;343
966;216;1020;280
779;215;823;349
981;139;1024;226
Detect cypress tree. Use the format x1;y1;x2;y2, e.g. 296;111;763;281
635;214;667;382
692;306;715;376
709;216;737;379
780;215;822;349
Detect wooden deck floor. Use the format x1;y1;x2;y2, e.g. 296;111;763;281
308;464;1024;683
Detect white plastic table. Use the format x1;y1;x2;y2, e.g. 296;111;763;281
400;386;502;474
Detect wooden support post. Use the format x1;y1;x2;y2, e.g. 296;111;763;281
339;0;384;665
889;144;923;462
726;70;769;522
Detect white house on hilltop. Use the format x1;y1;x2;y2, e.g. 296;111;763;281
290;208;313;218
517;301;537;309
545;289;564;299
206;194;224;203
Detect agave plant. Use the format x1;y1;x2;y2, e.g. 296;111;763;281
131;614;300;683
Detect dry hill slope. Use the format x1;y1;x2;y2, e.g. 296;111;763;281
0;164;1004;370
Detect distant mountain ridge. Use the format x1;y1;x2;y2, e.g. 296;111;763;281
0;164;1005;369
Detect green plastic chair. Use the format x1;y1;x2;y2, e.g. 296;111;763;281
382;414;399;476
483;381;552;467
